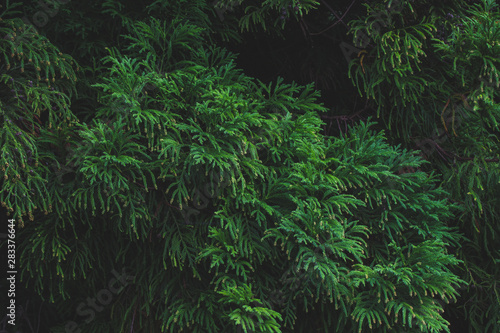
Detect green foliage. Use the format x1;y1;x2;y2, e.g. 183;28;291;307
1;0;498;332
344;0;500;331
238;0;318;33
218;283;282;332
0;14;78;226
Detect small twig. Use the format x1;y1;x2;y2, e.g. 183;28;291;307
414;138;499;163
310;0;357;35
433;140;500;162
453;155;499;162
130;304;137;333
434;144;451;162
320;105;370;120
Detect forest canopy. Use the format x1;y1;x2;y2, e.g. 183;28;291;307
0;0;499;332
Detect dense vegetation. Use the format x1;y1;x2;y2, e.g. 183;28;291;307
0;0;498;332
